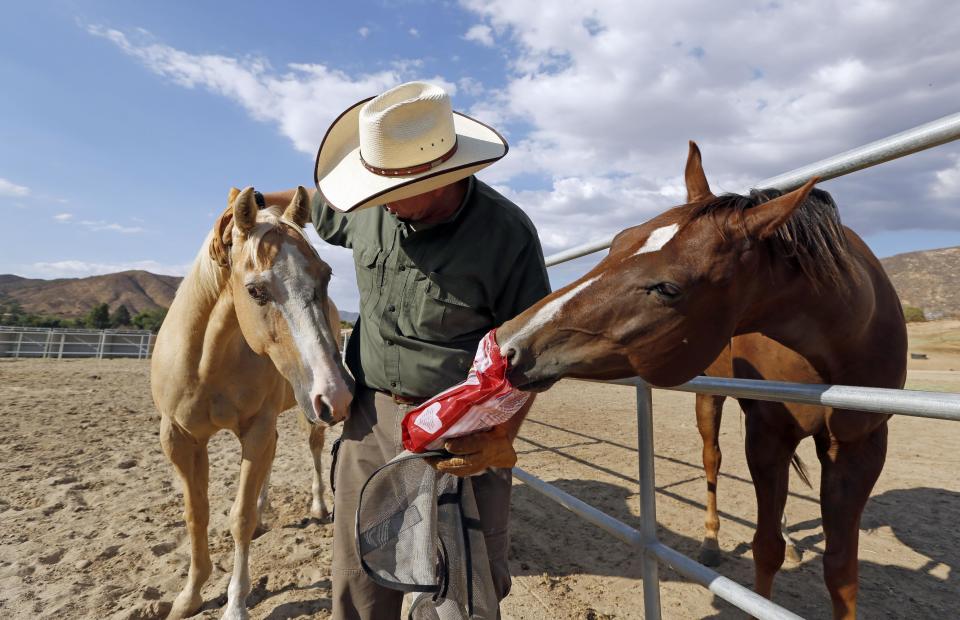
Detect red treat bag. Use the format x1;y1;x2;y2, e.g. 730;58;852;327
402;330;531;453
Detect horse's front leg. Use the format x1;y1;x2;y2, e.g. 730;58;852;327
307;421;328;519
160;416;213;619
223;412;278;620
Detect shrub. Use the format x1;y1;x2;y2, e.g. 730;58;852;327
902;305;926;323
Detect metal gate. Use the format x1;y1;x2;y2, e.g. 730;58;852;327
512;111;960;619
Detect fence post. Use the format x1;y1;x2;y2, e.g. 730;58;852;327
636;383;661;619
14;331;23;359
58;332;65;359
97;331;105;359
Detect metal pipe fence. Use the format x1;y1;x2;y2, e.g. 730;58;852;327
0;326;156;359
514;111;960;618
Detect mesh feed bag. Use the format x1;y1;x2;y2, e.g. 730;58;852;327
356;451;498;619
402;330;530;453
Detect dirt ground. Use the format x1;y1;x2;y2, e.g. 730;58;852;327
1;322;958;619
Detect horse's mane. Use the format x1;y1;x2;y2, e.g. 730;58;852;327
180;205;295;305
687;187;854;289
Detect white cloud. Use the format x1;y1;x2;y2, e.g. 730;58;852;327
0;177;30;197
53;213;73;222
408;27;420;38
88;25;455;155
931;156;960;199
20;260;191;279
457;76;484;96
79;220;145;234
463;24;494;47
358;26;371;38
460;0;960;245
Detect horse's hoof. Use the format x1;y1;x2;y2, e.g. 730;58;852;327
221;606;250;620
310;502;330;521
169;591;202;619
253;523;269;539
698;545;723;567
784;543;802;564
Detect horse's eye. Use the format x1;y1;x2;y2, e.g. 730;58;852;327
651;282;682;299
246;284;270;305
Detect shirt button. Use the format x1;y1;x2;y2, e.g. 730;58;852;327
388;304;396;312
390;381;397;388
398;265;406;272
385;340;394;346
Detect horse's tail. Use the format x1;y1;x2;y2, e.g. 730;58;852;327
791;453;812;488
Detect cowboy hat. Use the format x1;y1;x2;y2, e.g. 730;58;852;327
314;82;508;213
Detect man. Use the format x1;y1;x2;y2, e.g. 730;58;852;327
261;81;550;619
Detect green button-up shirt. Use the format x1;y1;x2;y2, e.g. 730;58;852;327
312;177;551;398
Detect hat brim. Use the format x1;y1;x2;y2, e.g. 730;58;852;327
315;97;508;213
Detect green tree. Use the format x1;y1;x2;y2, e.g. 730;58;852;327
86;303;111;329
132;307;168;332
111;304;132;327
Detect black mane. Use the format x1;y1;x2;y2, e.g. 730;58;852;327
688;187;853;289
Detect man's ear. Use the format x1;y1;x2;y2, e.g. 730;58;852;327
742;178;819;240
283;186;310;228
233;187;258;234
685;141;714;204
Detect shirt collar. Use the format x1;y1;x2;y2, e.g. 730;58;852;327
390;176;475;235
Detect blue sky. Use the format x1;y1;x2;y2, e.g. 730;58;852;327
2;1;959;312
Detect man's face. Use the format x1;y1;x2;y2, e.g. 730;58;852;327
383;185;448;221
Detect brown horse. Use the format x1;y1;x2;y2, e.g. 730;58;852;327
151;187;353;619
497;143;907;619
696;345;811;568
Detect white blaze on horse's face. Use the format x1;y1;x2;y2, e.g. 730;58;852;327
234;214;353;425
501;275;601;354
633;223;680;256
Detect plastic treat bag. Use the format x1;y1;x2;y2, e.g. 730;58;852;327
402;330;530;453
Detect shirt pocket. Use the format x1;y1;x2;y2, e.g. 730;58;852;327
354;246;383;305
415;272;492;342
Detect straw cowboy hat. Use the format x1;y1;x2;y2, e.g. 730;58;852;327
314;81;508;213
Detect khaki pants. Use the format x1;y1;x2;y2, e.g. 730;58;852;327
331;387;513;620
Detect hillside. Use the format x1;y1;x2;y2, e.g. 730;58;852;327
0;270;361;323
880;246;960;319
0;270;181;318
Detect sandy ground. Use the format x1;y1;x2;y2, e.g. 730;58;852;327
0;322;958;619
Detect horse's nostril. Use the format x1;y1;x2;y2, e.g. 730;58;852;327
313;394;332;423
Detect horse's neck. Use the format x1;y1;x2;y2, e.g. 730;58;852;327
165;259;254;375
736;249;904;386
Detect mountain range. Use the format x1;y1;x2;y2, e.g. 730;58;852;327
2;245;957;321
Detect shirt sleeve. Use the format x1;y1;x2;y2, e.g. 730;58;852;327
311;191;353;248
492;233;552;325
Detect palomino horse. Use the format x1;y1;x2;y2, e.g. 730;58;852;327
497;143;907;619
151;187;354;619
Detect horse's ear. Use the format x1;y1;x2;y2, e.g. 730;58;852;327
227;186;241;205
233;187;258;234
742;178;818;240
685;141;714;204
283;186;310;228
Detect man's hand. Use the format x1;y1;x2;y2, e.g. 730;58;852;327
432;425;517;477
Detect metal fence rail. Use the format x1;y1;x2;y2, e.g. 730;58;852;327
0;326;156;359
515;111;960;619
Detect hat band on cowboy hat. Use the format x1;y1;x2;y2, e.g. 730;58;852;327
315;81;508;213
359;138;459;177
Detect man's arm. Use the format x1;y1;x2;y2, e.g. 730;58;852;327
259;187;353;249
260;188;315;207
